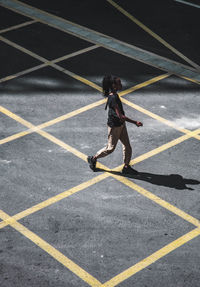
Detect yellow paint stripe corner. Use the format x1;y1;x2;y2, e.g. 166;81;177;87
103;227;200;286
0;210;102;287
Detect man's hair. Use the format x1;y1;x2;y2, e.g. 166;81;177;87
102;75;118;97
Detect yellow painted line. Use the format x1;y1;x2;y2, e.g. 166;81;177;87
0;106;96;162
110;173;200;227
38;129;87;161
0;19;36;34
1;105;199;230
102;227;200;286
0;46;99;84
0;210;102;287
1;130;199;230
51;63;102;92
0;73;170;145
2;0;200;85
0;114;199;230
0;106;35;129
1;103;199;184
121;97;200;141
37;99;106;130
119;73;170;96
0;35;102;92
0;63;47;83
0;129;33;145
0;35;48;62
0;33;198;143
18;73;173;130
121;97;189;133
51;44;99;64
107;0;200;71
0;105;87;161
127;129;200;168
131;129;200;166
0;99;106;145
180;75;200;85
0;173;108;229
109;128;200;173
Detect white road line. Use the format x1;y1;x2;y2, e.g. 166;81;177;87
0;19;36;34
175;0;200;9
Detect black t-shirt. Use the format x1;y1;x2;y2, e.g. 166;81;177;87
106;93;125;127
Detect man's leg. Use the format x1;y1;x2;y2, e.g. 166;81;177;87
119;123;132;165
87;126;122;171
95;126;122;159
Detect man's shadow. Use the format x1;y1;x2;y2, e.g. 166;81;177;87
95;168;200;190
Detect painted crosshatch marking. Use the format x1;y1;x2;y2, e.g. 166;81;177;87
0;0;200;286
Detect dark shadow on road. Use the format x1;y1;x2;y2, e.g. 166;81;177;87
95;168;200;190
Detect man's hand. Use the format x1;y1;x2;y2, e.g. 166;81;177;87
136;121;143;127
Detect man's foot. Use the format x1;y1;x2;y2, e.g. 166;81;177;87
87;156;97;171
122;165;138;175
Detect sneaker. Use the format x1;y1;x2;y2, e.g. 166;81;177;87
87;156;97;171
122;165;138;175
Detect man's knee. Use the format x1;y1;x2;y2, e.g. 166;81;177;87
107;145;116;154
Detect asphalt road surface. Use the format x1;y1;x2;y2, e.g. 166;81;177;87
0;1;200;286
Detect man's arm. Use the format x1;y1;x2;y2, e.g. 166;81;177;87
115;105;143;127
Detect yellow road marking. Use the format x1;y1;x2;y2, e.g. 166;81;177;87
0;106;35;129
0;19;36;34
0;210;102;287
0;172;108;229
0;35;47;62
0;73;170;145
37;99;106;130
180;75;200;85
107;0;200;71
0;45;98;84
102;227;200;286
100;128;200;174
0;63;47;83
52;64;102;92
1;72;199;148
1;106;200;286
0;129;33;145
0;35;102;92
130;129;200;166
119;73;170;96
110;173;200;227
1;104;200;230
51;44;99;64
0;34;199;142
1;2;199;285
38;129;87;161
0;130;199;230
0;105;87;161
1;0;200;85
121;97;200;141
